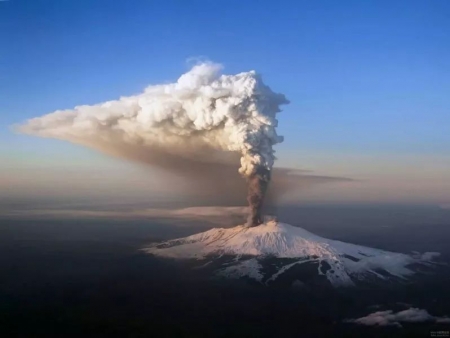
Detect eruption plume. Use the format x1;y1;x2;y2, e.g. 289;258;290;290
247;167;270;227
18;62;289;226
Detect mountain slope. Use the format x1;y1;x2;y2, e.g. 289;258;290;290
143;220;439;287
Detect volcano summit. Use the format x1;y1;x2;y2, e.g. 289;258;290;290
144;220;440;287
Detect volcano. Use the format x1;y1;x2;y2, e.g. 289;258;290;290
143;220;440;287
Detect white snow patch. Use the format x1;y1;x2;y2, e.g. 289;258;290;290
265;259;311;284
419;252;441;261
216;258;264;282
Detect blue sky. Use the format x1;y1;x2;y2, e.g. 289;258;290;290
1;0;450;206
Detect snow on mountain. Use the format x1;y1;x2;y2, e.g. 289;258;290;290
143;220;440;287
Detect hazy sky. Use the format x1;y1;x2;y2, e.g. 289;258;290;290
1;0;449;209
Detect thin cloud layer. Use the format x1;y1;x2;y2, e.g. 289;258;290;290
1;206;249;226
345;308;450;327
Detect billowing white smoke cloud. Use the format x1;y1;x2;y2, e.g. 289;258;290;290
18;62;289;225
345;308;450;327
19;62;287;178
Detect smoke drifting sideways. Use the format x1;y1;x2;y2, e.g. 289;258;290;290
18;62;289;227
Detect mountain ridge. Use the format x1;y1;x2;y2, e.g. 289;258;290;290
144;220;440;287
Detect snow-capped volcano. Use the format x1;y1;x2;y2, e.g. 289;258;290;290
143;220;439;287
